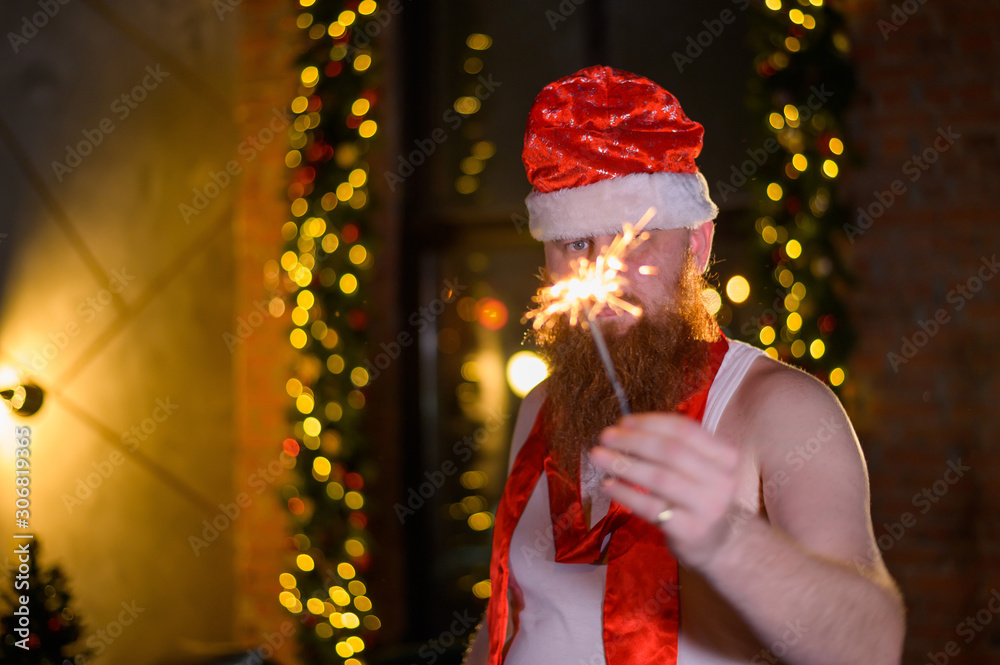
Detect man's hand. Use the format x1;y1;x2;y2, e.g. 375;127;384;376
589;412;741;569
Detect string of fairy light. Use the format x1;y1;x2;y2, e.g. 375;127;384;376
272;0;382;662
708;0;855;388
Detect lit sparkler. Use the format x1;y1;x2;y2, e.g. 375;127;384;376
526;207;659;415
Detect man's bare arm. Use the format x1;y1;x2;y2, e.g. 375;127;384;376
699;365;905;665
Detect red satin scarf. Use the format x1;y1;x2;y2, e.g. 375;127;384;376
488;334;729;665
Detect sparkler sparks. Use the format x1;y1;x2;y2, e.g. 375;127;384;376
526;207;658;331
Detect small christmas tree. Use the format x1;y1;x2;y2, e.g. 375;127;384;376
0;540;91;664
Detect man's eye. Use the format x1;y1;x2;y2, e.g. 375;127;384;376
567;240;589;252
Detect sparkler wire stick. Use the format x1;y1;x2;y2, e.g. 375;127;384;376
585;309;631;417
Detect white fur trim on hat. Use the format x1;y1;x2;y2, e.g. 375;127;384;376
526;171;719;242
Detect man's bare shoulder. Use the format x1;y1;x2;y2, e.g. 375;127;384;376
729;352;850;438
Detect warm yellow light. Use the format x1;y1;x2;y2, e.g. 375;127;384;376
279;573;297;589
768;112;785;130
345;491;364;510
286;378;303;397
760;326;776;346
346;636;366;652
322;233;340;253
784;293;800;312
791;340;806;358
472;580;492;599
313;456;332;476
315;623;333;639
358;119;377;137
279;591;297;608
338;562;356;579
297;291;315;310
466;33;492;50
468;512;494;531
783;104;799;122
307;598;325;614
300;0;316;6
787;312;803;331
327;355;345;374
348;168;367;187
785;36;801;52
301;66;319;87
303;417;322;437
354;54;372;71
765;0;781;10
336;182;354;201
345;539;365;558
454;96;481;115
726;276;750;304
701;287;722;315
505;351;549;398
464;57;483;74
765;347;779;359
358;0;376;14
352;98;370;116
767;183;783;201
327;482;345;500
343;613;360;629
762;226;778;244
802;14;816;29
455;175;479;194
791;282;807;299
778;268;794;288
335;642;354;658
290;328;308;348
792;154;808;171
810;339;826;359
328;22;345;38
291;198;309;217
297;554;315;572
349;245;368;264
340;273;358;294
348;580;366;596
785;239;802;259
461;156;484;175
296;393;314;414
830;367;845;386
338;9;356;25
472;140;496;159
822;159;839;178
789;9;804;23
364;616;382;630
829;137;844;155
326;402;343;422
351;367;369;387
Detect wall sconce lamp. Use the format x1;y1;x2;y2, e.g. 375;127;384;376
0;367;45;417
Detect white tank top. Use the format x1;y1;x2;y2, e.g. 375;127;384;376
504;339;767;665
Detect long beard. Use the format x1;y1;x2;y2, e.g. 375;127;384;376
533;255;720;480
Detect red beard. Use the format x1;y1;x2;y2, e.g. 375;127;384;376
533;254;720;479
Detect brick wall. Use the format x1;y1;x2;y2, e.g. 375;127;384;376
839;1;999;663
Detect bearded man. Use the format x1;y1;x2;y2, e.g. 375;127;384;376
462;66;905;665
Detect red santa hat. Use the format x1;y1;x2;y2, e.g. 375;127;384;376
522;65;718;242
